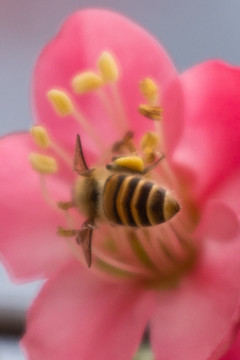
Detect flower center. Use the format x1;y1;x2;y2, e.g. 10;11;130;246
29;51;199;288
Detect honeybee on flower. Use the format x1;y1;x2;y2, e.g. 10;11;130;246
1;9;240;360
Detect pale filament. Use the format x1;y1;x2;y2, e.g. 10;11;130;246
72;108;106;152
154;120;161;138
134;229;165;271
92;246;154;278
122;229;155;270
109;82;129;133
126;231;159;272
142;228;175;274
50;140;73;168
155;159;180;194
39;175;60;211
97;89;126;134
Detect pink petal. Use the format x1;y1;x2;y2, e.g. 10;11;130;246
33;9;182;162
150;238;240;360
196;200;240;242
0;133;73;280
214;167;240;215
172;61;240;205
22;260;155;360
219;330;240;360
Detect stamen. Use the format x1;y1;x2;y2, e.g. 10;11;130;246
109;83;129;133
30;125;73;168
97;51;119;83
47;89;74;116
30;126;50;148
47;89;106;152
140;131;160;164
29;153;58;174
94;257;135;279
96;89;126;133
154;155;180;191
72;71;102;94
142;147;157;163
139;78;159;106
141;228;174;274
72;108;106;152
97;51;129;133
127;230;157;271
138;104;162;121
50;141;73;167
140;131;159;150
93;249;151;280
38;174;59;211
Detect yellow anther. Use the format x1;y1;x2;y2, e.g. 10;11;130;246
138;104;162;121
29;153;58;174
114;156;144;172
47;89;74;117
98;51;119;83
142;146;157;164
139;78;159;105
72;71;103;94
30;126;50;148
140;131;160;151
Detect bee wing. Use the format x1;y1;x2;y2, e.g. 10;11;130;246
73;134;89;174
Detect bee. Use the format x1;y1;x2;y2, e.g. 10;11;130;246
58;134;180;267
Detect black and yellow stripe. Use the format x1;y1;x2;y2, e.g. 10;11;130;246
103;174;166;227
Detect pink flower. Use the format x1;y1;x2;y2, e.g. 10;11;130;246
1;8;240;360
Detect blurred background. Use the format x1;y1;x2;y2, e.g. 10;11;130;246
1;0;240;358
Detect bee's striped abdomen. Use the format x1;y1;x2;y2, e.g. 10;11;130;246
103;174;167;227
147;184;166;225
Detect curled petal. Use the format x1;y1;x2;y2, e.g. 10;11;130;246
173;61;240;205
22;260;155;360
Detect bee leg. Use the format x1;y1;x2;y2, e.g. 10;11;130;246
58;219;95;268
57;200;74;210
76;218;96;268
142;153;165;174
57;227;77;237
